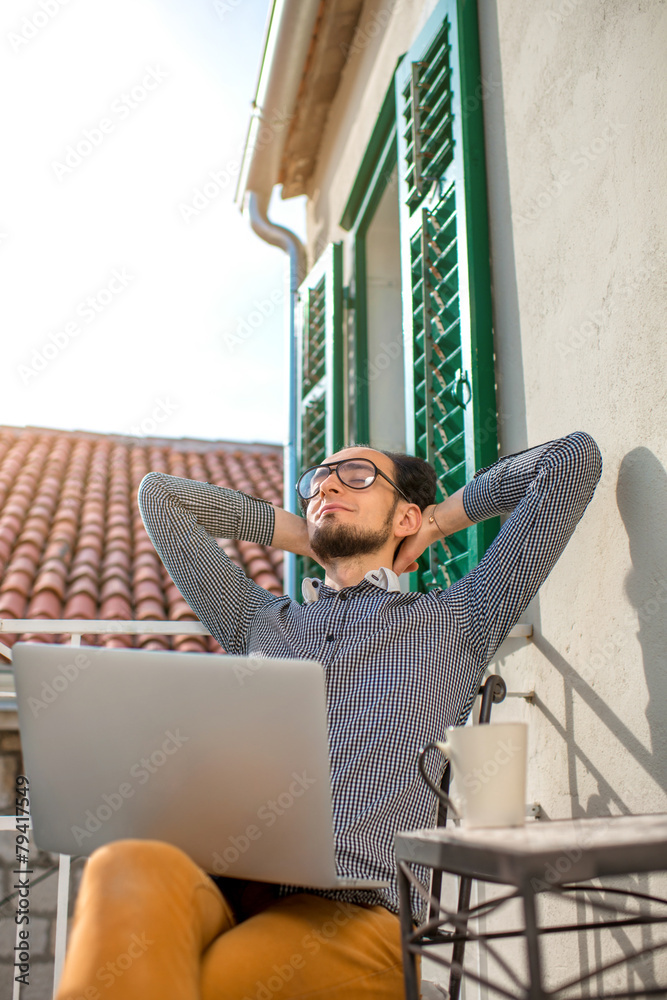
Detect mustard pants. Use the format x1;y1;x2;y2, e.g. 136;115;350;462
55;840;412;1000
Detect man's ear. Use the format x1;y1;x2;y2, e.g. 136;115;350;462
394;503;422;538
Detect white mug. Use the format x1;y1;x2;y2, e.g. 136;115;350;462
418;722;528;828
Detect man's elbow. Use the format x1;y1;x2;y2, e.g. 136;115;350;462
565;431;603;500
137;471;167;516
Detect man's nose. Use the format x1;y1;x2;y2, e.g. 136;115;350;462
319;470;342;495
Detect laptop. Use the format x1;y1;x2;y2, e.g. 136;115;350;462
13;642;388;890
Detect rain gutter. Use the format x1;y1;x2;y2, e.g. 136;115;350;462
236;0;322;600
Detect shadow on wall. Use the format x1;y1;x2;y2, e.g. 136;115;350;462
523;448;667;993
531;446;667;813
617;447;667;768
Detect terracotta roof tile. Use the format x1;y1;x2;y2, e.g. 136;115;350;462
99;578;133;604
100;595;133;620
1;569;34;598
12;540;42;566
27;590;62;619
33;569;67;600
138;635;170;651
0;426;284;658
101;634;133;649
65;575;99;600
174;636;209;653
168;599;198;621
63;592;98;619
134;580;164;604
135;599;166;621
0;590;27;619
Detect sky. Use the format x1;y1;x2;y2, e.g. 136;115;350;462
1;0;305;445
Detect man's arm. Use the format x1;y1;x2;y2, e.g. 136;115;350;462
138;473;286;654
399;432;602;660
271;506;316;559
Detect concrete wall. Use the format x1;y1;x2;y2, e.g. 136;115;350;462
478;2;667;988
479;0;667;824
304;0;667;992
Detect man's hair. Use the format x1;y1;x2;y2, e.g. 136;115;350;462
376;449;437;511
297;446;437;515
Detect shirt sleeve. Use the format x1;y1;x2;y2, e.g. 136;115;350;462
446;431;602;661
137;472;280;654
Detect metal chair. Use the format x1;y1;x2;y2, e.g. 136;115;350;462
421;673;507;1000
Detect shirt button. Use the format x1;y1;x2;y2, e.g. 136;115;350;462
326;634;335;642
338;592;347;601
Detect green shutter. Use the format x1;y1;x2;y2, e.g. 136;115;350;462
295;242;345;588
397;0;499;591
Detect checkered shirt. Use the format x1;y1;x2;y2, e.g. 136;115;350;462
138;431;602;922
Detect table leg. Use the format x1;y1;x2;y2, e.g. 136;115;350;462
397;861;420;1000
522;884;546;1000
449;875;472;1000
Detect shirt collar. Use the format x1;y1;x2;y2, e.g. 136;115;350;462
301;566;401;604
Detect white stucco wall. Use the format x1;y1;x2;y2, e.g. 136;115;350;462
302;0;667;992
477;3;667;987
479;0;667;826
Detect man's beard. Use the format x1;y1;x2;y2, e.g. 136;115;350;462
310;502;397;562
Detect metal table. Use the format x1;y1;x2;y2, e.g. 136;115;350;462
395;814;667;1000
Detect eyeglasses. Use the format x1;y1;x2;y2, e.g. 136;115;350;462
296;458;411;503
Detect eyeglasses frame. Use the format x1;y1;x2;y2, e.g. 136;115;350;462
296;458;411;505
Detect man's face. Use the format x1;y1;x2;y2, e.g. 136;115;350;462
304;447;403;561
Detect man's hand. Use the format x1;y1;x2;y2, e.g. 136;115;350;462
392;487;475;577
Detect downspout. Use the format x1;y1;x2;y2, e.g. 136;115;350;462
236;0;321;600
247;191;305;600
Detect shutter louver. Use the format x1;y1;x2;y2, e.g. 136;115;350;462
402;20;454;213
397;0;499;591
295;244;344;589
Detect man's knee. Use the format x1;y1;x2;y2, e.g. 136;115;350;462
85;838;196;886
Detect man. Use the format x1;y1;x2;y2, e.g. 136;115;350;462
55;431;601;1000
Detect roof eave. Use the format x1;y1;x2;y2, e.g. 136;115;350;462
236;0;324;211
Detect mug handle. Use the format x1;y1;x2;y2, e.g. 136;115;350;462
417;741;462;822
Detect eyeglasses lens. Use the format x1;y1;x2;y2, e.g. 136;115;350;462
337;460;376;489
301;459;376;498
